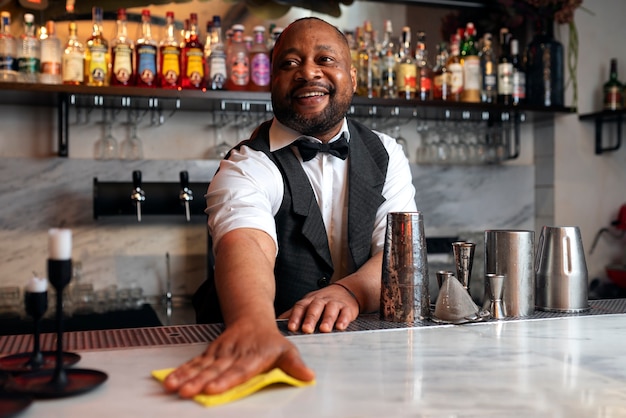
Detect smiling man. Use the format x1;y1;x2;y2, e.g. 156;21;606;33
164;17;416;398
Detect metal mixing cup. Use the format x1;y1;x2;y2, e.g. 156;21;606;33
380;212;430;322
535;226;589;312
484;230;535;317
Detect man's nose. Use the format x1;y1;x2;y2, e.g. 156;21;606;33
295;61;322;81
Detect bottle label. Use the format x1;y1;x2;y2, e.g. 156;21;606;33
250;52;270;86
63;52;84;83
497;62;513;95
137;44;157;85
185;47;204;85
17;57;40;74
396;63;417;94
605;86;623;110
161;46;180;85
483;73;497;90
433;73;450;99
513;71;526;99
0;55;15;71
42;61;61;75
229;51;249;86
449;63;463;94
89;45;108;82
463;56;481;90
209;54;226;89
113;44;133;84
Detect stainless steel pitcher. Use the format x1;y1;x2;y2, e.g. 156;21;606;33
535;226;589;312
380;212;430;322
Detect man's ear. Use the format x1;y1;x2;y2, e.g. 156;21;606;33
350;65;357;93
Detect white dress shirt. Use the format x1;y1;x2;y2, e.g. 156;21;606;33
206;117;417;282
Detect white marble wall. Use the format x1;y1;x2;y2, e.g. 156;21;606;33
0;139;533;303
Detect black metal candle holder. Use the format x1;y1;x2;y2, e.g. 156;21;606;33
0;290;80;374
4;259;108;398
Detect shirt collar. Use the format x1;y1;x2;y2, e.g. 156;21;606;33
268;118;350;152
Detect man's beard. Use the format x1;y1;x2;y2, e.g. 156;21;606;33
272;90;351;137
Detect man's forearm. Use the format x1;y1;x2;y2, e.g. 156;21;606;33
213;228;278;325
337;251;383;313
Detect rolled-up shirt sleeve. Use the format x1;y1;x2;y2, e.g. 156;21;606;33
206;145;284;254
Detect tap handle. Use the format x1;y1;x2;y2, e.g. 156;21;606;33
132;170;142;189
180;170;189;189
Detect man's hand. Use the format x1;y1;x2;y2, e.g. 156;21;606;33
279;282;360;334
163;320;315;398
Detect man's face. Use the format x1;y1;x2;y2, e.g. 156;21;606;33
271;19;357;141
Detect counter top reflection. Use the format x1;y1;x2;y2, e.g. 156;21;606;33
4;301;626;417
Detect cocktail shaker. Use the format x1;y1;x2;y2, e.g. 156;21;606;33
484;230;535;317
380;212;430;322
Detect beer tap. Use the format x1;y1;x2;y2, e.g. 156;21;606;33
179;170;193;222
130;170;146;222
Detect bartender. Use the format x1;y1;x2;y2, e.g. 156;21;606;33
164;17;417;397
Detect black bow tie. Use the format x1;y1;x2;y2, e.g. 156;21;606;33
295;136;349;162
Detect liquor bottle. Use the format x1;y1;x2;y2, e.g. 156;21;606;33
356;21;375;98
268;25;282;62
110;8;134;86
526;17;564;107
0;11;17;82
510;38;526;105
17;13;40;83
497;29;513;105
396;26;416;100
225;24;249;91
346;29;358;71
159;11;181;89
414;30;432;101
181;13;205;89
460;22;480;103
135;9;157;88
85;6;109;86
446;32;463;102
432;43;450;101
207;15;226;90
479;33;497;103
379;19;396;99
603;58;623;110
62;22;84;85
40;21;62;84
248;25;270;91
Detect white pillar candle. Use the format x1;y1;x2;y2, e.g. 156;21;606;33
48;228;72;260
26;276;48;293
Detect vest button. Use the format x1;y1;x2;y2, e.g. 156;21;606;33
317;277;330;288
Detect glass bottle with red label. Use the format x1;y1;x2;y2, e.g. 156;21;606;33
135;9;157;88
159;11;181;89
225;24;249;91
181;13;205;89
110;8;133;86
248;25;270;92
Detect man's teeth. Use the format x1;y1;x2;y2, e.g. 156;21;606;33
298;92;325;98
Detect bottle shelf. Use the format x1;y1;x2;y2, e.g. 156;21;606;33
579;109;625;154
0;82;575;158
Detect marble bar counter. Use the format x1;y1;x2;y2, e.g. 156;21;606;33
6;308;626;418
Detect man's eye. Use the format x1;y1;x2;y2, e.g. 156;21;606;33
319;56;335;63
279;59;298;69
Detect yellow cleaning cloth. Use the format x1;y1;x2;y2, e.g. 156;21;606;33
152;368;315;407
